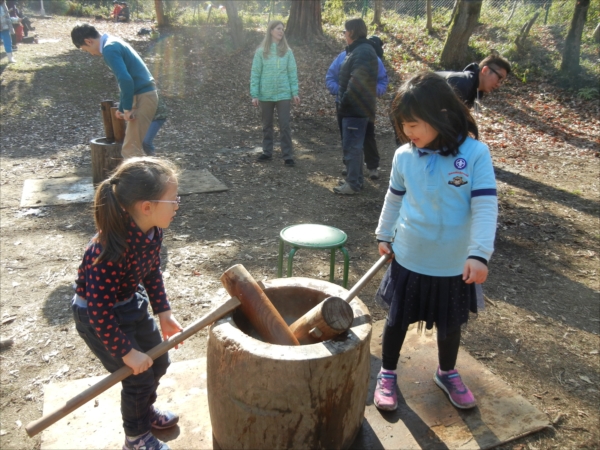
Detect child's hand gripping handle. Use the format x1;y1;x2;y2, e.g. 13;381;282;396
24;296;241;438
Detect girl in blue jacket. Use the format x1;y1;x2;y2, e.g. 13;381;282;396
373;72;498;412
250;20;300;167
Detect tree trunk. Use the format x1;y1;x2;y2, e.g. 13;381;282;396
426;0;433;33
515;11;540;53
372;0;383;27
445;0;458;27
505;0;519;25
440;0;482;69
560;0;590;76
223;0;245;49
594;22;600;43
285;0;323;43
154;0;165;27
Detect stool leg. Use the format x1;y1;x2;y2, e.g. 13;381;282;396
277;239;284;278
287;247;298;278
329;248;336;283
340;246;350;288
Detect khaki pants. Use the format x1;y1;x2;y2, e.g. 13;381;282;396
122;90;158;159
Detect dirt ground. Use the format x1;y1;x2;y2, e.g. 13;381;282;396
0;17;598;450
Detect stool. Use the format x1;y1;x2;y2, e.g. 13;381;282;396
278;224;349;288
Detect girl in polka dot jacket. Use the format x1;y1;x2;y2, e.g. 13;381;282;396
73;158;183;450
373;72;498;413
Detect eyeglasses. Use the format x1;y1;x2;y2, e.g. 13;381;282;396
487;66;506;84
151;196;180;205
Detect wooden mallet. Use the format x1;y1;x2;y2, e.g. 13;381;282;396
25;265;299;437
289;254;391;343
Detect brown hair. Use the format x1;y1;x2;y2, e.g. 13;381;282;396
260;20;290;58
344;18;368;41
480;54;511;75
92;157;178;264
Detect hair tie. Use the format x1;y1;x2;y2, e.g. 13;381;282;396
109;178;120;185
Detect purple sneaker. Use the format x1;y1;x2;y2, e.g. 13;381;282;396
123;431;169;450
374;370;398;411
150;406;179;429
434;367;477;409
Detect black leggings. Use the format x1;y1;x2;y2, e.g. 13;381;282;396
381;321;461;371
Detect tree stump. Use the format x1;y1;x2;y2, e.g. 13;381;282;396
208;277;372;450
90;138;123;185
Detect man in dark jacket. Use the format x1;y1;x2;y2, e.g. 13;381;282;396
333;18;378;195
436;54;511;109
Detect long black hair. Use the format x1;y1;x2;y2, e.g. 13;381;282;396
391;72;478;156
93;157;178;264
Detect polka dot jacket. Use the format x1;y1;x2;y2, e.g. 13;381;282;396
75;219;171;358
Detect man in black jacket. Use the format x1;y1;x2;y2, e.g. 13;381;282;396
333;18;378;195
436;54;511;109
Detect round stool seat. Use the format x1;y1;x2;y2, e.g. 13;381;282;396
280;224;347;249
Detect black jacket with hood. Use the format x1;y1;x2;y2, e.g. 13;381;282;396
436;62;481;108
337;37;378;120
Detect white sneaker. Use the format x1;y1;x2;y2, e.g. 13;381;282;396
333;182;358;195
7;53;16;63
369;168;380;180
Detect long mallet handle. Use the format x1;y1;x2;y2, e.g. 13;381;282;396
25;296;241;438
344;254;391;303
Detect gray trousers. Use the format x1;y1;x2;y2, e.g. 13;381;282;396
260;100;293;160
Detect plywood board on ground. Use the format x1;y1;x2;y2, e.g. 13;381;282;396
20;170;227;208
20;177;95;207
41;359;213;450
352;320;550;449
40;323;549;449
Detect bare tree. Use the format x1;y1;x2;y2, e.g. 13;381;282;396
440;0;482;69
373;0;383;27
426;0;433;33
154;0;165;27
515;11;540;53
285;0;323;43
560;0;591;76
223;1;245;49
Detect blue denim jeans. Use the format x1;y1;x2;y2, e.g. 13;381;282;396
1;30;12;54
142;119;166;156
72;287;170;437
342;117;369;191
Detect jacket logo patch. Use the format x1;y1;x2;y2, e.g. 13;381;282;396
454;158;467;169
448;176;468;187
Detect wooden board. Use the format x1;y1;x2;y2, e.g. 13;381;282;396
41;359;214;450
353;320;550;449
20;170;228;208
40;323;550;450
178;169;228;195
20;177;95;208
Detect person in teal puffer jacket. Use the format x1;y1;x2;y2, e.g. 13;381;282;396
250;20;300;167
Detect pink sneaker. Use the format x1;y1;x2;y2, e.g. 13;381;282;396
374;370;398;411
434;367;477;409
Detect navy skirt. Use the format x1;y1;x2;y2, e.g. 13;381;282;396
375;259;477;340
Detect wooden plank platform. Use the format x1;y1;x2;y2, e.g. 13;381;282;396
20;170;228;208
40;321;549;449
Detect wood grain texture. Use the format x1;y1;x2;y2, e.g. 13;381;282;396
220;265;299;346
288;296;353;344
110;107;126;143
100;100;115;142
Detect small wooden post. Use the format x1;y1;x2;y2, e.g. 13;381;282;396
90;138;123;185
100;100;115;142
221;265;300;346
110;107;127;143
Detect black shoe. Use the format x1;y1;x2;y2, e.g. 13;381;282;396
284;159;295;167
256;154;272;162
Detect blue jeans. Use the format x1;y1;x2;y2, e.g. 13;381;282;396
72;287;170;437
1;30;12;54
342;117;369;191
142;119;166;156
